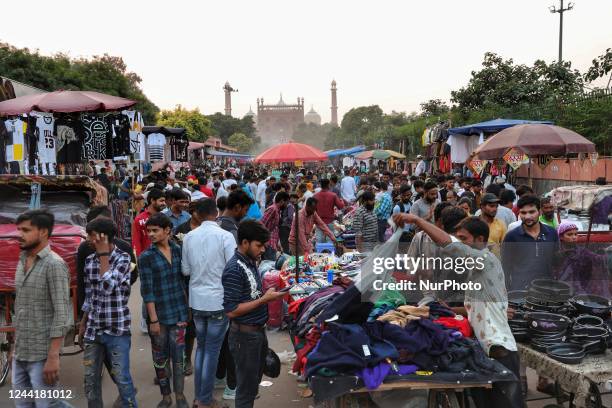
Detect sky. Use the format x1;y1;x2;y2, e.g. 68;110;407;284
2;0;611;123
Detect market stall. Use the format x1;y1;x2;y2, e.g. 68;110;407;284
471;123;597;186
272;249;519;407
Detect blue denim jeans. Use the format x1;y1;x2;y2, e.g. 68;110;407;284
315;223;335;244
192;309;228;405
149;323;185;396
12;359;75;408
83;333;137;408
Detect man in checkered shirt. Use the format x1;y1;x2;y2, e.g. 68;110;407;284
79;217;137;407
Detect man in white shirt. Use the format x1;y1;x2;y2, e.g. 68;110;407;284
182;198;236;408
414;155;426;177
256;174;268;210
222;170;237;191
340;169;356;202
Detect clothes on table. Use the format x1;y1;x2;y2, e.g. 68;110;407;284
433;316;473;338
357;361;418;390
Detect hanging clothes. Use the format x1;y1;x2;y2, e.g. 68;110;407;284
31;112;57;166
80;114;112;160
170;135;189;162
106;113;131;159
447;134;481;164
55;115;83;164
147;133;166;162
122;110;146;160
5;118;26;162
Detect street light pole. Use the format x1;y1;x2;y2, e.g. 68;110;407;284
550;0;574;62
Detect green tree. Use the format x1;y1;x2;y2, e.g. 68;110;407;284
293;123;335;149
205;113;257;143
157;105;212;141
585;48;612;85
0;43;159;123
420;99;450;117
228;132;254;152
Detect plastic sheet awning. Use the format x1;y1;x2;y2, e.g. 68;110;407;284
206;149;253;158
326;145;366;158
448;118;553;136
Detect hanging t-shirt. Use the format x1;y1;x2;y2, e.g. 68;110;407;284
80;114;111;160
122;110;146;159
31;112;57;164
147;133;166;162
107;114;131;159
55;116;83;164
5;118;26;162
171;135;189;162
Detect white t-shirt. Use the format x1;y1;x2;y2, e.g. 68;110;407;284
340;176;356;202
222;179;237;190
507;220;522;231
147;133;166;162
31;112;56;164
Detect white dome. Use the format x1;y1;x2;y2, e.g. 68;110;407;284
304;106;321;125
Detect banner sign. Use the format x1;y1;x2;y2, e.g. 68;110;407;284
503;148;528;170
469;158;486;175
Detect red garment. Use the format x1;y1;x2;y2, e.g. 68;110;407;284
132;209;152;257
434;316;473;338
512;205;519;217
199;185;215;198
292;326;322;374
288;298;308;318
313;189;345;224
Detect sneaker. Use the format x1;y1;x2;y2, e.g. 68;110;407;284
222;386;236;400
214;377;226;389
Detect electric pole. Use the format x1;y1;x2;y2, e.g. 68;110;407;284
549;0;574;62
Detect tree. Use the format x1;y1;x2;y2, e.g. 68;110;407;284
420;99;450;117
450;52;583;111
228;132;254;152
205;113;257;143
585;48;612;86
293;123;335;149
0;43;159;123
157;105;212;141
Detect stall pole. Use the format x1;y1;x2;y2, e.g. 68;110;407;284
294;201;300;284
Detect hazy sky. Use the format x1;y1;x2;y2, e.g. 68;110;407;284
2;0;611;123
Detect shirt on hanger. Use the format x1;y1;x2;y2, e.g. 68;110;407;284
80;114;111;160
32;112;57;164
5;118;26;162
55;116;82;164
147;133;166;162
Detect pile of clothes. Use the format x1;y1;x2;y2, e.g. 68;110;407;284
287;282;499;391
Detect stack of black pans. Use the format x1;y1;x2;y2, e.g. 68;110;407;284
524;279;573;314
567;315;610;355
526;312;571;352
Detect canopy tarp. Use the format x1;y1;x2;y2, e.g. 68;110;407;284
326;145;366;158
206;149;253;158
448;118;553;136
142;126;186;136
254;142;327;163
0;90;136;115
385;149;406;159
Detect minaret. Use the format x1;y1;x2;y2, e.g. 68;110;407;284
223;81;236;116
330;79;338;126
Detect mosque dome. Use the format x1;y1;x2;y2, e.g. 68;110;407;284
304;105;321;125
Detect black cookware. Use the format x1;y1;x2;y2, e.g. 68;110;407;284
546;343;585;364
530;279;572;296
572;315;605;329
526;312;571;333
569;295;612;318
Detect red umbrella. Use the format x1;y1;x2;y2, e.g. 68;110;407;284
0;90;136;115
474;124;596;159
254;141;328;163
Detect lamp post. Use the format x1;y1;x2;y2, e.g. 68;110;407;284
549;0;574;62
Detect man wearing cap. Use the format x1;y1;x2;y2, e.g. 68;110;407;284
414;155;426;177
479;193;507;258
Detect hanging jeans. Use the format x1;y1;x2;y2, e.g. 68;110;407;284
83;333;137;408
193;310;228;405
148;324;186;397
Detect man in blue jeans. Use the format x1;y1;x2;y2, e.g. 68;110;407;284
182;198;236;408
79;217;137;407
139;213;190;408
222;220;286;408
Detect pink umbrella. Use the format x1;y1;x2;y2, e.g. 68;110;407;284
0;90;136;115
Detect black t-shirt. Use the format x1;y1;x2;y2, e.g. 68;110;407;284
81;114;112;160
107;114;131;158
55;116;83;164
76;238;137;314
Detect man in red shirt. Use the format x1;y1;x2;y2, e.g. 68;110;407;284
132;188;166;256
313;178;344;244
198;177;215;199
289;197;336;255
